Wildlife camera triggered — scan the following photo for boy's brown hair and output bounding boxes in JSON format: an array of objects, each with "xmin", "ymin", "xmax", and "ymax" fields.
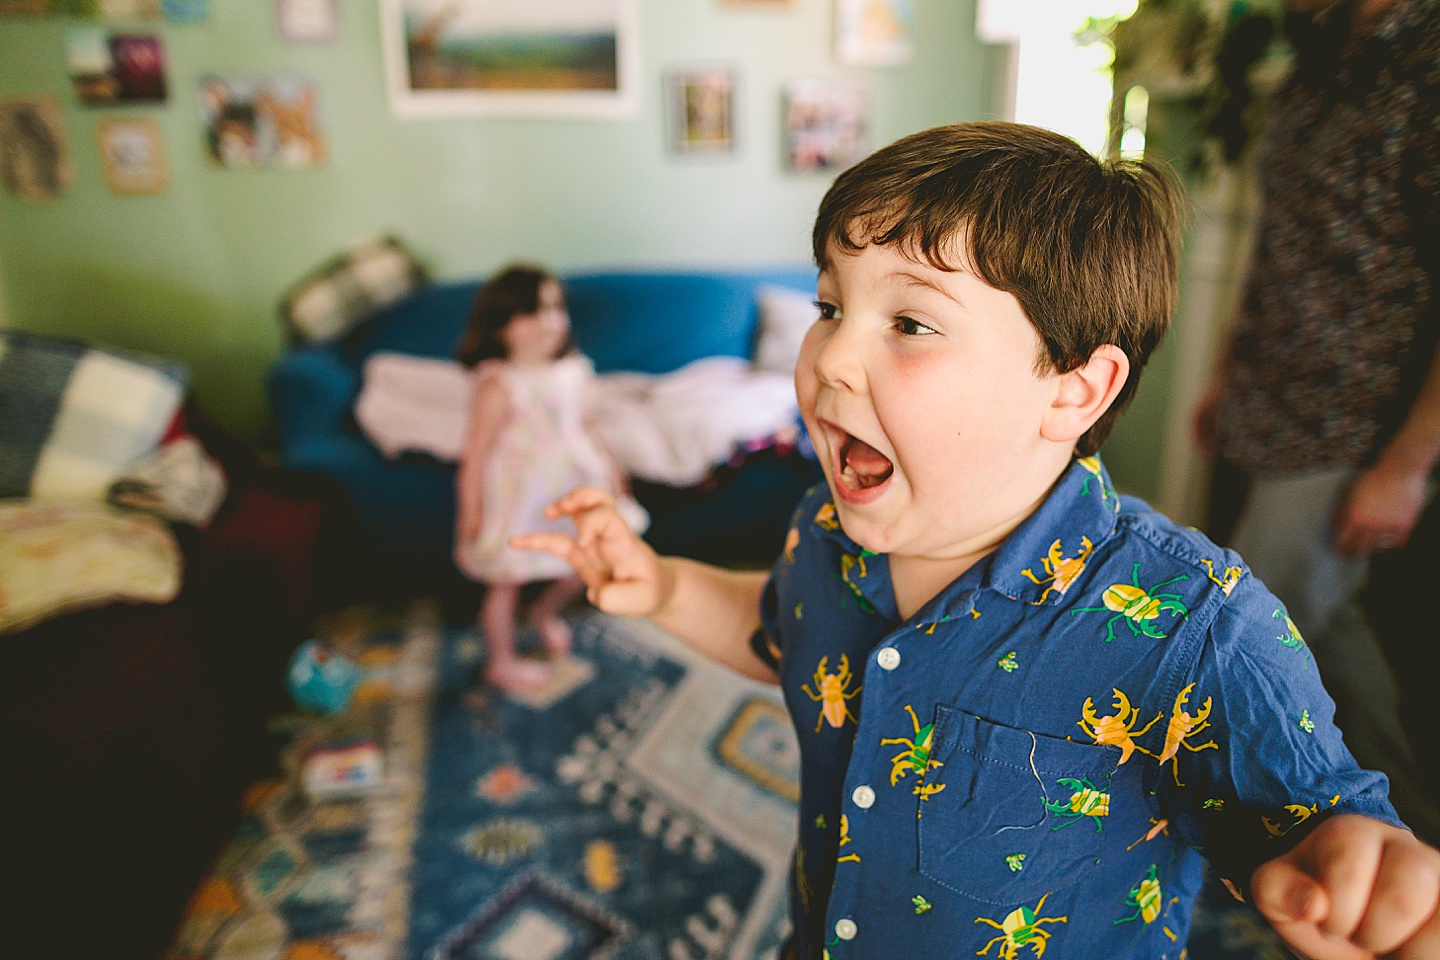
[{"xmin": 812, "ymin": 121, "xmax": 1183, "ymax": 455}]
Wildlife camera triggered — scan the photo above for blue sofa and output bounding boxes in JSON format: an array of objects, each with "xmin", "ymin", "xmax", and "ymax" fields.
[{"xmin": 268, "ymin": 269, "xmax": 823, "ymax": 590}]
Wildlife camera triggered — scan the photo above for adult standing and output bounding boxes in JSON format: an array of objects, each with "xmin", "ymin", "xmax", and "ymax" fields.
[{"xmin": 1196, "ymin": 0, "xmax": 1440, "ymax": 842}]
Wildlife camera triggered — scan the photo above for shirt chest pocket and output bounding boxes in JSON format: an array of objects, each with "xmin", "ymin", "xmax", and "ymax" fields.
[{"xmin": 917, "ymin": 704, "xmax": 1119, "ymax": 905}]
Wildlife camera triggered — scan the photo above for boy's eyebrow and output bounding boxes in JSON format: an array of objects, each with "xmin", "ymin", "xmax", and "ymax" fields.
[{"xmin": 894, "ymin": 269, "xmax": 964, "ymax": 304}]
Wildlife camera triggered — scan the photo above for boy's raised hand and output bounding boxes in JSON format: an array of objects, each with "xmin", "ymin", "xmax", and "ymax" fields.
[
  {"xmin": 510, "ymin": 487, "xmax": 671, "ymax": 618},
  {"xmin": 1251, "ymin": 815, "xmax": 1440, "ymax": 958}
]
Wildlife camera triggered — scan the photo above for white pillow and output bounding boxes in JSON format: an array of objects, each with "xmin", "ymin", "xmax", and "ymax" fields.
[{"xmin": 752, "ymin": 284, "xmax": 818, "ymax": 375}]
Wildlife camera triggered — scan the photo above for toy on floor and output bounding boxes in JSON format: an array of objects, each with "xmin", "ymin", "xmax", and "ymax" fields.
[{"xmin": 287, "ymin": 638, "xmax": 362, "ymax": 714}]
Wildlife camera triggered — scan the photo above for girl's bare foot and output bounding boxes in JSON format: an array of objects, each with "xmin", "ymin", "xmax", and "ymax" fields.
[
  {"xmin": 532, "ymin": 614, "xmax": 573, "ymax": 658},
  {"xmin": 484, "ymin": 657, "xmax": 553, "ymax": 692}
]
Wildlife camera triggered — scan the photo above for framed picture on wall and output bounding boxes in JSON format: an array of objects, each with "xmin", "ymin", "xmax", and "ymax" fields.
[
  {"xmin": 664, "ymin": 67, "xmax": 735, "ymax": 156},
  {"xmin": 380, "ymin": 0, "xmax": 640, "ymax": 118},
  {"xmin": 66, "ymin": 29, "xmax": 168, "ymax": 105},
  {"xmin": 782, "ymin": 78, "xmax": 866, "ymax": 173},
  {"xmin": 0, "ymin": 95, "xmax": 74, "ymax": 203},
  {"xmin": 277, "ymin": 0, "xmax": 338, "ymax": 43},
  {"xmin": 835, "ymin": 0, "xmax": 913, "ymax": 66},
  {"xmin": 200, "ymin": 75, "xmax": 327, "ymax": 169},
  {"xmin": 97, "ymin": 116, "xmax": 168, "ymax": 194}
]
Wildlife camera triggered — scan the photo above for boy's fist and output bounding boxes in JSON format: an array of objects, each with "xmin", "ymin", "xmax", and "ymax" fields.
[
  {"xmin": 1251, "ymin": 815, "xmax": 1440, "ymax": 958},
  {"xmin": 510, "ymin": 487, "xmax": 671, "ymax": 618}
]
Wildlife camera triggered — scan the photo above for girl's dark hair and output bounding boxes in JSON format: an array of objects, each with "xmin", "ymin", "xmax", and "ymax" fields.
[
  {"xmin": 455, "ymin": 264, "xmax": 573, "ymax": 367},
  {"xmin": 813, "ymin": 121, "xmax": 1184, "ymax": 456}
]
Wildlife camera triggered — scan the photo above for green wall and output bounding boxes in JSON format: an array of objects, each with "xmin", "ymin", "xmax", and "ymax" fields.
[{"xmin": 0, "ymin": 0, "xmax": 995, "ymax": 443}]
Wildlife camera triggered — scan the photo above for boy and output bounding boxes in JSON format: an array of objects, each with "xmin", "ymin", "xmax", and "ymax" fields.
[{"xmin": 516, "ymin": 123, "xmax": 1440, "ymax": 959}]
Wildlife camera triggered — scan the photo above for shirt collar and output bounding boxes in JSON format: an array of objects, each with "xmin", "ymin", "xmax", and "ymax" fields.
[
  {"xmin": 977, "ymin": 455, "xmax": 1121, "ymax": 604},
  {"xmin": 808, "ymin": 455, "xmax": 1122, "ymax": 615}
]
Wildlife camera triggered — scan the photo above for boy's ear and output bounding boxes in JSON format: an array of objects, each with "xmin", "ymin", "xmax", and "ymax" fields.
[{"xmin": 1041, "ymin": 344, "xmax": 1129, "ymax": 445}]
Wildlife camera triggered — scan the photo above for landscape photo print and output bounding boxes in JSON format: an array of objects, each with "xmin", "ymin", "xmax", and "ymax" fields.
[{"xmin": 381, "ymin": 0, "xmax": 639, "ymax": 118}]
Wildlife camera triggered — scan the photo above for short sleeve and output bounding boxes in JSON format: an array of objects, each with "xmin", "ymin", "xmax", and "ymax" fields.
[
  {"xmin": 1158, "ymin": 571, "xmax": 1401, "ymax": 886},
  {"xmin": 749, "ymin": 574, "xmax": 784, "ymax": 672},
  {"xmin": 748, "ymin": 488, "xmax": 821, "ymax": 672}
]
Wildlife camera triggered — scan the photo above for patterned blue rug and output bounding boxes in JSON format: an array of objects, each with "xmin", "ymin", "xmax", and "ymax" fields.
[{"xmin": 167, "ymin": 606, "xmax": 1296, "ymax": 960}]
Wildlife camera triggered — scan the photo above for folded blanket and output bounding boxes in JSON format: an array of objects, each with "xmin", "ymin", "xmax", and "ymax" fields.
[{"xmin": 353, "ymin": 353, "xmax": 799, "ymax": 487}]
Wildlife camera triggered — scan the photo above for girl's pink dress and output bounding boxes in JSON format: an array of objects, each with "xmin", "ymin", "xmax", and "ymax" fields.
[{"xmin": 465, "ymin": 354, "xmax": 647, "ymax": 584}]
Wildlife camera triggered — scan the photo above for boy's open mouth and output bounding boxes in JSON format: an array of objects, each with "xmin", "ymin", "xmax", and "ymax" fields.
[{"xmin": 839, "ymin": 433, "xmax": 894, "ymax": 490}]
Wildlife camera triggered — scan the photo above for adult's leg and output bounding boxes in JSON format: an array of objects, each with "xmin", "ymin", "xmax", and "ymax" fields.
[{"xmin": 1231, "ymin": 468, "xmax": 1439, "ymax": 840}]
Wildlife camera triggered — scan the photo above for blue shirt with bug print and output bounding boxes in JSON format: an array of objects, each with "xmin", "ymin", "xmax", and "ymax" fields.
[{"xmin": 750, "ymin": 456, "xmax": 1401, "ymax": 960}]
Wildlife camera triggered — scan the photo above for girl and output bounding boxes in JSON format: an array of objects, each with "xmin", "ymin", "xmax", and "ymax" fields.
[{"xmin": 454, "ymin": 264, "xmax": 645, "ymax": 691}]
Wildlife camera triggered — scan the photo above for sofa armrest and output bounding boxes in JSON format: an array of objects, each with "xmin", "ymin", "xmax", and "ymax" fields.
[{"xmin": 269, "ymin": 346, "xmax": 361, "ymax": 452}]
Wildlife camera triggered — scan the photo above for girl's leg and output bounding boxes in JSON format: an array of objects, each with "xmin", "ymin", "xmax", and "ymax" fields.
[
  {"xmin": 528, "ymin": 576, "xmax": 585, "ymax": 657},
  {"xmin": 481, "ymin": 583, "xmax": 550, "ymax": 689}
]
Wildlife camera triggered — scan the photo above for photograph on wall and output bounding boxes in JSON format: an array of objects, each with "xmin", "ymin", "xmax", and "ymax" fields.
[
  {"xmin": 199, "ymin": 75, "xmax": 327, "ymax": 169},
  {"xmin": 66, "ymin": 29, "xmax": 167, "ymax": 105},
  {"xmin": 782, "ymin": 78, "xmax": 866, "ymax": 172},
  {"xmin": 277, "ymin": 0, "xmax": 338, "ymax": 43},
  {"xmin": 380, "ymin": 0, "xmax": 640, "ymax": 117},
  {"xmin": 664, "ymin": 67, "xmax": 735, "ymax": 156},
  {"xmin": 0, "ymin": 0, "xmax": 52, "ymax": 14},
  {"xmin": 0, "ymin": 96, "xmax": 74, "ymax": 203},
  {"xmin": 97, "ymin": 0, "xmax": 160, "ymax": 15},
  {"xmin": 97, "ymin": 116, "xmax": 167, "ymax": 194},
  {"xmin": 162, "ymin": 0, "xmax": 208, "ymax": 22},
  {"xmin": 835, "ymin": 0, "xmax": 913, "ymax": 66}
]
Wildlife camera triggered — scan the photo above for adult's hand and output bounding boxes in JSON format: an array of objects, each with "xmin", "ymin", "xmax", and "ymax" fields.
[{"xmin": 1333, "ymin": 460, "xmax": 1428, "ymax": 555}]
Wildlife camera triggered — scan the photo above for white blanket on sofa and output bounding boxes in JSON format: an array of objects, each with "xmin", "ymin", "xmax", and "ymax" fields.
[{"xmin": 354, "ymin": 352, "xmax": 799, "ymax": 487}]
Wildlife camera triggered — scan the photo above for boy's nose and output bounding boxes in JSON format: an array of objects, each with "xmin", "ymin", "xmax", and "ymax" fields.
[{"xmin": 811, "ymin": 322, "xmax": 865, "ymax": 392}]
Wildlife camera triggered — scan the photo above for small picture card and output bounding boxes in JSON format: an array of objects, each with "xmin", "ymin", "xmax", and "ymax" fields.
[
  {"xmin": 200, "ymin": 75, "xmax": 327, "ymax": 168},
  {"xmin": 782, "ymin": 78, "xmax": 867, "ymax": 172},
  {"xmin": 277, "ymin": 0, "xmax": 338, "ymax": 43},
  {"xmin": 162, "ymin": 0, "xmax": 208, "ymax": 22},
  {"xmin": 664, "ymin": 67, "xmax": 736, "ymax": 155},
  {"xmin": 835, "ymin": 0, "xmax": 914, "ymax": 66},
  {"xmin": 67, "ymin": 29, "xmax": 167, "ymax": 105},
  {"xmin": 97, "ymin": 117, "xmax": 167, "ymax": 194},
  {"xmin": 97, "ymin": 0, "xmax": 161, "ymax": 18},
  {"xmin": 0, "ymin": 95, "xmax": 74, "ymax": 202},
  {"xmin": 0, "ymin": 0, "xmax": 53, "ymax": 15}
]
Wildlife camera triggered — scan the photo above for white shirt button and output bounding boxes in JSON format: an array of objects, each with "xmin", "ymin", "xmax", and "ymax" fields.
[
  {"xmin": 852, "ymin": 785, "xmax": 875, "ymax": 809},
  {"xmin": 835, "ymin": 919, "xmax": 858, "ymax": 941},
  {"xmin": 877, "ymin": 647, "xmax": 901, "ymax": 670}
]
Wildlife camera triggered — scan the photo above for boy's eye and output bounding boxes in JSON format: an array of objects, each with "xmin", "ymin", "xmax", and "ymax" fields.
[
  {"xmin": 894, "ymin": 316, "xmax": 937, "ymax": 336},
  {"xmin": 814, "ymin": 300, "xmax": 840, "ymax": 321}
]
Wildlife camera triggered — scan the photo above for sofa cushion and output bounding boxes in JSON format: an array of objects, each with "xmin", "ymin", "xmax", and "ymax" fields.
[
  {"xmin": 0, "ymin": 331, "xmax": 188, "ymax": 501},
  {"xmin": 281, "ymin": 235, "xmax": 428, "ymax": 344}
]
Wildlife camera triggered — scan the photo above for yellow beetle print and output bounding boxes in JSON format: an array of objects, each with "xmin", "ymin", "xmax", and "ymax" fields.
[
  {"xmin": 1156, "ymin": 683, "xmax": 1218, "ymax": 786},
  {"xmin": 814, "ymin": 501, "xmax": 840, "ymax": 531},
  {"xmin": 1070, "ymin": 562, "xmax": 1190, "ymax": 643},
  {"xmin": 880, "ymin": 704, "xmax": 947, "ymax": 800},
  {"xmin": 802, "ymin": 655, "xmax": 861, "ymax": 733},
  {"xmin": 975, "ymin": 894, "xmax": 1068, "ymax": 959},
  {"xmin": 1077, "ymin": 688, "xmax": 1161, "ymax": 764},
  {"xmin": 1115, "ymin": 865, "xmax": 1162, "ymax": 925},
  {"xmin": 1022, "ymin": 537, "xmax": 1095, "ymax": 604},
  {"xmin": 1045, "ymin": 775, "xmax": 1111, "ymax": 831}
]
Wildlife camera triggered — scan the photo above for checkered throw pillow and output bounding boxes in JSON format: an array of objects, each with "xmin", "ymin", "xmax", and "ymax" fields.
[
  {"xmin": 0, "ymin": 331, "xmax": 188, "ymax": 501},
  {"xmin": 280, "ymin": 235, "xmax": 428, "ymax": 343}
]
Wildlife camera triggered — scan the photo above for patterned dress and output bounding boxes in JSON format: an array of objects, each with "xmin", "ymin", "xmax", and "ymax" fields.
[
  {"xmin": 464, "ymin": 354, "xmax": 646, "ymax": 584},
  {"xmin": 1216, "ymin": 0, "xmax": 1440, "ymax": 473}
]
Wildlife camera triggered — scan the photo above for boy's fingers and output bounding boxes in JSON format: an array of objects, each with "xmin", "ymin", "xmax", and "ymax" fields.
[
  {"xmin": 546, "ymin": 486, "xmax": 615, "ymax": 519},
  {"xmin": 1311, "ymin": 819, "xmax": 1387, "ymax": 942},
  {"xmin": 1252, "ymin": 857, "xmax": 1329, "ymax": 926},
  {"xmin": 1351, "ymin": 835, "xmax": 1440, "ymax": 956},
  {"xmin": 1393, "ymin": 905, "xmax": 1440, "ymax": 960},
  {"xmin": 509, "ymin": 532, "xmax": 610, "ymax": 587}
]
